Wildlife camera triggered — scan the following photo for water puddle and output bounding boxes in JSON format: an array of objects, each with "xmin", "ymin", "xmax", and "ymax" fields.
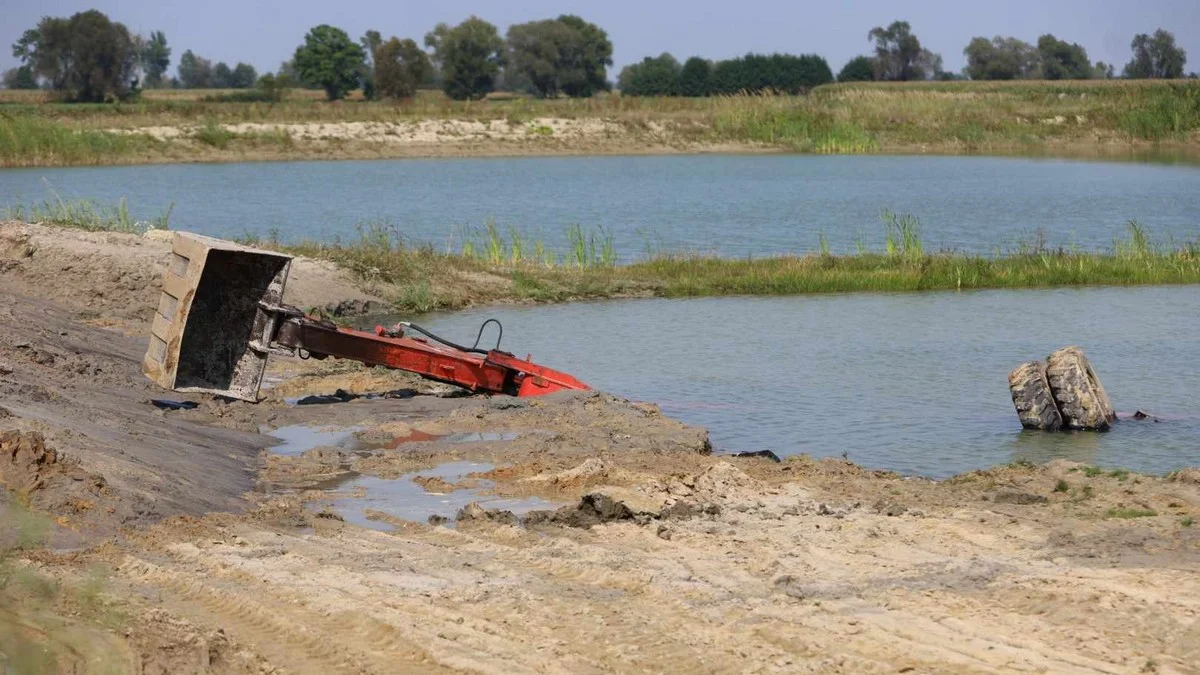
[
  {"xmin": 263, "ymin": 424, "xmax": 365, "ymax": 456},
  {"xmin": 328, "ymin": 461, "xmax": 558, "ymax": 531}
]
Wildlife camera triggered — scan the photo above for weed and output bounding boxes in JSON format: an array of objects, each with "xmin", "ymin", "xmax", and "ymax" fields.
[
  {"xmin": 1054, "ymin": 479, "xmax": 1069, "ymax": 493},
  {"xmin": 1109, "ymin": 468, "xmax": 1130, "ymax": 482},
  {"xmin": 1105, "ymin": 507, "xmax": 1157, "ymax": 519},
  {"xmin": 8, "ymin": 186, "xmax": 172, "ymax": 234},
  {"xmin": 1083, "ymin": 466, "xmax": 1104, "ymax": 477},
  {"xmin": 194, "ymin": 118, "xmax": 233, "ymax": 148},
  {"xmin": 1182, "ymin": 516, "xmax": 1194, "ymax": 527}
]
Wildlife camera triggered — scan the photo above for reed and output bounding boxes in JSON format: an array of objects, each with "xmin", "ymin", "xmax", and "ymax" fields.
[
  {"xmin": 6, "ymin": 190, "xmax": 172, "ymax": 234},
  {"xmin": 261, "ymin": 215, "xmax": 1200, "ymax": 314}
]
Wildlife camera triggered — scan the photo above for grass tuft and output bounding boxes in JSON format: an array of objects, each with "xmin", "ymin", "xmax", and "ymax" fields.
[
  {"xmin": 1105, "ymin": 507, "xmax": 1157, "ymax": 519},
  {"xmin": 6, "ymin": 187, "xmax": 172, "ymax": 234}
]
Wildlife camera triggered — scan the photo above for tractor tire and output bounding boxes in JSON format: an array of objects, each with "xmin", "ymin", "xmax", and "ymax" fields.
[
  {"xmin": 1008, "ymin": 361, "xmax": 1063, "ymax": 431},
  {"xmin": 1046, "ymin": 346, "xmax": 1116, "ymax": 430}
]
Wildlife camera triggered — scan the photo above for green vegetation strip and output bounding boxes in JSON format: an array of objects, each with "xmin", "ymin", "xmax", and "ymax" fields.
[
  {"xmin": 9, "ymin": 201, "xmax": 1199, "ymax": 314},
  {"xmin": 3, "ymin": 80, "xmax": 1198, "ymax": 167},
  {"xmin": 266, "ymin": 218, "xmax": 1200, "ymax": 314}
]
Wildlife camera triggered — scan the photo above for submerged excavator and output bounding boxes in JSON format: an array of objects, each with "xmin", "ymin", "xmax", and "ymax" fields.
[{"xmin": 141, "ymin": 232, "xmax": 589, "ymax": 401}]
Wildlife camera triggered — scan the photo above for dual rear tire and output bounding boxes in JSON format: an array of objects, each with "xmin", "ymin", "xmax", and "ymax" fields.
[{"xmin": 1008, "ymin": 346, "xmax": 1115, "ymax": 431}]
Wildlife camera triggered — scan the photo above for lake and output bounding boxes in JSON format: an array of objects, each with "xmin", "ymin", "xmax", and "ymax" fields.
[
  {"xmin": 5, "ymin": 153, "xmax": 1198, "ymax": 477},
  {"xmin": 3, "ymin": 154, "xmax": 1199, "ymax": 260},
  {"xmin": 416, "ymin": 286, "xmax": 1200, "ymax": 478}
]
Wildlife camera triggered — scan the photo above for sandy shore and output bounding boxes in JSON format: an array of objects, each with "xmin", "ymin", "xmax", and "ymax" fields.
[
  {"xmin": 103, "ymin": 116, "xmax": 763, "ymax": 162},
  {"xmin": 2, "ymin": 221, "xmax": 1199, "ymax": 674}
]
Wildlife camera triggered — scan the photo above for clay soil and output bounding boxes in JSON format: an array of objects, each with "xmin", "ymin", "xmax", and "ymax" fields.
[{"xmin": 2, "ymin": 221, "xmax": 1199, "ymax": 674}]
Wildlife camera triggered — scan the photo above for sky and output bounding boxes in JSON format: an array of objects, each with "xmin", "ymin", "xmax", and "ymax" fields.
[{"xmin": 4, "ymin": 0, "xmax": 1199, "ymax": 79}]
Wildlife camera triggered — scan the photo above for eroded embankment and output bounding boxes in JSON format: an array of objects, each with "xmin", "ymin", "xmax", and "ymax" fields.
[{"xmin": 2, "ymin": 221, "xmax": 1200, "ymax": 674}]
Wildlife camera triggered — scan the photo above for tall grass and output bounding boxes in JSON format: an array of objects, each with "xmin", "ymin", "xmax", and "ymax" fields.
[
  {"xmin": 0, "ymin": 115, "xmax": 159, "ymax": 166},
  {"xmin": 6, "ymin": 187, "xmax": 173, "ymax": 234},
  {"xmin": 247, "ymin": 214, "xmax": 1200, "ymax": 314}
]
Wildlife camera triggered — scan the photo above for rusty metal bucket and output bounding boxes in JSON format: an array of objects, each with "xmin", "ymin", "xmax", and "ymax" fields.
[{"xmin": 142, "ymin": 232, "xmax": 293, "ymax": 401}]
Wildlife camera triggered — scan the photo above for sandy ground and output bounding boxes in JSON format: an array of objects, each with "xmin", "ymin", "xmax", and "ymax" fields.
[
  {"xmin": 2, "ymin": 223, "xmax": 1200, "ymax": 674},
  {"xmin": 105, "ymin": 117, "xmax": 760, "ymax": 161}
]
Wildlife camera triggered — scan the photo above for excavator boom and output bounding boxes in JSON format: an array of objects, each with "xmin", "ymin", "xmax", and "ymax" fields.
[{"xmin": 142, "ymin": 232, "xmax": 589, "ymax": 401}]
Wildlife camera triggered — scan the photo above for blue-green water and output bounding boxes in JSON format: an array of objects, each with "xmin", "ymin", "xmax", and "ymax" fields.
[
  {"xmin": 6, "ymin": 154, "xmax": 1198, "ymax": 477},
  {"xmin": 417, "ymin": 286, "xmax": 1200, "ymax": 478},
  {"xmin": 3, "ymin": 155, "xmax": 1199, "ymax": 260}
]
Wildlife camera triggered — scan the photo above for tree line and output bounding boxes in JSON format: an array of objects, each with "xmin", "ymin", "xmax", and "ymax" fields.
[{"xmin": 4, "ymin": 10, "xmax": 1193, "ymax": 102}]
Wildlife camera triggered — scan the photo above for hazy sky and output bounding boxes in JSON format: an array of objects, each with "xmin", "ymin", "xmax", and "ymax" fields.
[{"xmin": 4, "ymin": 0, "xmax": 1198, "ymax": 78}]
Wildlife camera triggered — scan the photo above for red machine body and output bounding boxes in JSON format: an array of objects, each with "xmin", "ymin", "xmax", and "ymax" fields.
[{"xmin": 274, "ymin": 318, "xmax": 589, "ymax": 397}]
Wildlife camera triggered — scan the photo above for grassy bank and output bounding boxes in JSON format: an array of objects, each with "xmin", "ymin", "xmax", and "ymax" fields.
[
  {"xmin": 9, "ymin": 199, "xmax": 1199, "ymax": 313},
  {"xmin": 2, "ymin": 80, "xmax": 1198, "ymax": 166},
  {"xmin": 269, "ymin": 218, "xmax": 1200, "ymax": 314}
]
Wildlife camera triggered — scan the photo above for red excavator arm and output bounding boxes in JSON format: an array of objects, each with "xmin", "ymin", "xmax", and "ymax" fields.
[
  {"xmin": 141, "ymin": 232, "xmax": 589, "ymax": 401},
  {"xmin": 273, "ymin": 315, "xmax": 589, "ymax": 397}
]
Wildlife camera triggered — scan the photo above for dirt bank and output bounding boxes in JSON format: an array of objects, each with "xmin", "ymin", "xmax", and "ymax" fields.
[
  {"xmin": 104, "ymin": 117, "xmax": 755, "ymax": 164},
  {"xmin": 2, "ymin": 224, "xmax": 1199, "ymax": 674}
]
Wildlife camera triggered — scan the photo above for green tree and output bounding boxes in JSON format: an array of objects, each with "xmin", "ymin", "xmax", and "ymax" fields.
[
  {"xmin": 618, "ymin": 53, "xmax": 681, "ymax": 96},
  {"xmin": 359, "ymin": 30, "xmax": 383, "ymax": 99},
  {"xmin": 2, "ymin": 65, "xmax": 37, "ymax": 89},
  {"xmin": 555, "ymin": 15, "xmax": 612, "ymax": 97},
  {"xmin": 678, "ymin": 57, "xmax": 712, "ymax": 96},
  {"xmin": 140, "ymin": 30, "xmax": 170, "ymax": 87},
  {"xmin": 177, "ymin": 50, "xmax": 213, "ymax": 88},
  {"xmin": 425, "ymin": 17, "xmax": 504, "ymax": 100},
  {"xmin": 256, "ymin": 72, "xmax": 292, "ymax": 101},
  {"xmin": 1123, "ymin": 29, "xmax": 1187, "ymax": 79},
  {"xmin": 1093, "ymin": 61, "xmax": 1115, "ymax": 79},
  {"xmin": 868, "ymin": 20, "xmax": 941, "ymax": 81},
  {"xmin": 294, "ymin": 24, "xmax": 365, "ymax": 100},
  {"xmin": 1037, "ymin": 34, "xmax": 1092, "ymax": 79},
  {"xmin": 373, "ymin": 37, "xmax": 430, "ymax": 100},
  {"xmin": 11, "ymin": 10, "xmax": 138, "ymax": 101},
  {"xmin": 708, "ymin": 53, "xmax": 833, "ymax": 94},
  {"xmin": 230, "ymin": 62, "xmax": 257, "ymax": 88},
  {"xmin": 506, "ymin": 19, "xmax": 575, "ymax": 97},
  {"xmin": 505, "ymin": 16, "xmax": 611, "ymax": 98},
  {"xmin": 837, "ymin": 55, "xmax": 875, "ymax": 82},
  {"xmin": 213, "ymin": 62, "xmax": 233, "ymax": 88},
  {"xmin": 963, "ymin": 36, "xmax": 1039, "ymax": 80}
]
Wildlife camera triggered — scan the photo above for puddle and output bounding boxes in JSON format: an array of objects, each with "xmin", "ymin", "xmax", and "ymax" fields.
[
  {"xmin": 326, "ymin": 461, "xmax": 558, "ymax": 530},
  {"xmin": 263, "ymin": 424, "xmax": 365, "ymax": 456}
]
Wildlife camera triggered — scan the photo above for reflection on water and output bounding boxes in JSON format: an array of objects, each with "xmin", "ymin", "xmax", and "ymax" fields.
[{"xmin": 419, "ymin": 286, "xmax": 1200, "ymax": 478}]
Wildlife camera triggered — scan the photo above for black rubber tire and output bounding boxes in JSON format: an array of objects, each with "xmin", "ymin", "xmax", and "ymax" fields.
[
  {"xmin": 1008, "ymin": 361, "xmax": 1063, "ymax": 430},
  {"xmin": 1046, "ymin": 346, "xmax": 1116, "ymax": 430}
]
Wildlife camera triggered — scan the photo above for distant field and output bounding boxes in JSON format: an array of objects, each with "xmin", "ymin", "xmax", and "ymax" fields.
[{"xmin": 2, "ymin": 80, "xmax": 1197, "ymax": 166}]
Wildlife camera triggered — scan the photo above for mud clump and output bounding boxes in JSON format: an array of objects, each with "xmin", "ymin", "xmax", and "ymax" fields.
[
  {"xmin": 525, "ymin": 462, "xmax": 759, "ymax": 529},
  {"xmin": 0, "ymin": 430, "xmax": 142, "ymax": 530},
  {"xmin": 413, "ymin": 475, "xmax": 456, "ymax": 493},
  {"xmin": 455, "ymin": 502, "xmax": 519, "ymax": 526}
]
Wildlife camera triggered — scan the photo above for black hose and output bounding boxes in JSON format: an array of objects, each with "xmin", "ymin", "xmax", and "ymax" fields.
[
  {"xmin": 471, "ymin": 319, "xmax": 503, "ymax": 351},
  {"xmin": 403, "ymin": 322, "xmax": 491, "ymax": 355}
]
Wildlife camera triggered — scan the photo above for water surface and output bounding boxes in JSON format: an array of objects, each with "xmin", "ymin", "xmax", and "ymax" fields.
[
  {"xmin": 4, "ymin": 155, "xmax": 1198, "ymax": 259},
  {"xmin": 416, "ymin": 285, "xmax": 1200, "ymax": 478}
]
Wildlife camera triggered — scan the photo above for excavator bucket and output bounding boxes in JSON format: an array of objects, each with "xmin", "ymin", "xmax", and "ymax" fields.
[{"xmin": 142, "ymin": 232, "xmax": 293, "ymax": 402}]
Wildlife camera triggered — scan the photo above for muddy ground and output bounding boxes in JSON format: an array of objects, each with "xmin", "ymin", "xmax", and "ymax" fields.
[{"xmin": 2, "ymin": 221, "xmax": 1200, "ymax": 674}]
